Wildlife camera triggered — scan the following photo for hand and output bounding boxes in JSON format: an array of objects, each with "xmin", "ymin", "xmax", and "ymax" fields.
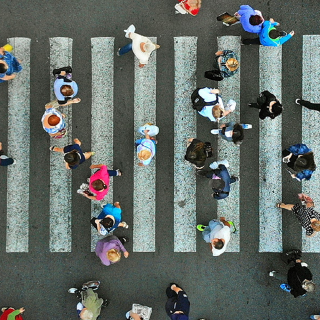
[
  {"xmin": 290, "ymin": 30, "xmax": 295, "ymax": 36},
  {"xmin": 220, "ymin": 217, "xmax": 226, "ymax": 221},
  {"xmin": 211, "ymin": 89, "xmax": 220, "ymax": 94},
  {"xmin": 234, "ymin": 12, "xmax": 240, "ymax": 17},
  {"xmin": 124, "ymin": 251, "xmax": 129, "ymax": 258},
  {"xmin": 72, "ymin": 98, "xmax": 81, "ymax": 103},
  {"xmin": 89, "ymin": 165, "xmax": 96, "ymax": 169},
  {"xmin": 291, "ymin": 173, "xmax": 296, "ymax": 178},
  {"xmin": 139, "ymin": 63, "xmax": 145, "ymax": 68},
  {"xmin": 270, "ymin": 18, "xmax": 275, "ymax": 23},
  {"xmin": 282, "ymin": 156, "xmax": 290, "ymax": 163},
  {"xmin": 138, "ymin": 163, "xmax": 144, "ymax": 167},
  {"xmin": 143, "ymin": 129, "xmax": 150, "ymax": 134},
  {"xmin": 74, "ymin": 138, "xmax": 81, "ymax": 145},
  {"xmin": 215, "ymin": 50, "xmax": 223, "ymax": 56},
  {"xmin": 114, "ymin": 201, "xmax": 120, "ymax": 208},
  {"xmin": 220, "ymin": 124, "xmax": 226, "ymax": 129},
  {"xmin": 19, "ymin": 308, "xmax": 25, "ymax": 313}
]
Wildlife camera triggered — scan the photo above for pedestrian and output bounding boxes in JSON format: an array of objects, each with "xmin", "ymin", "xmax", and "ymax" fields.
[
  {"xmin": 234, "ymin": 5, "xmax": 264, "ymax": 33},
  {"xmin": 136, "ymin": 124, "xmax": 159, "ymax": 167},
  {"xmin": 165, "ymin": 283, "xmax": 190, "ymax": 320},
  {"xmin": 49, "ymin": 138, "xmax": 94, "ymax": 169},
  {"xmin": 184, "ymin": 138, "xmax": 213, "ymax": 170},
  {"xmin": 0, "ymin": 142, "xmax": 15, "ymax": 167},
  {"xmin": 125, "ymin": 304, "xmax": 152, "ymax": 320},
  {"xmin": 77, "ymin": 164, "xmax": 122, "ymax": 201},
  {"xmin": 282, "ymin": 144, "xmax": 316, "ymax": 181},
  {"xmin": 199, "ymin": 160, "xmax": 238, "ymax": 200},
  {"xmin": 277, "ymin": 194, "xmax": 320, "ymax": 238},
  {"xmin": 174, "ymin": 0, "xmax": 201, "ymax": 16},
  {"xmin": 311, "ymin": 314, "xmax": 320, "ymax": 319},
  {"xmin": 269, "ymin": 250, "xmax": 315, "ymax": 298},
  {"xmin": 117, "ymin": 25, "xmax": 160, "ymax": 68},
  {"xmin": 53, "ymin": 66, "xmax": 81, "ymax": 106},
  {"xmin": 91, "ymin": 201, "xmax": 128, "ymax": 236},
  {"xmin": 197, "ymin": 217, "xmax": 231, "ymax": 256},
  {"xmin": 248, "ymin": 90, "xmax": 283, "ymax": 120},
  {"xmin": 41, "ymin": 100, "xmax": 67, "ymax": 139},
  {"xmin": 0, "ymin": 307, "xmax": 24, "ymax": 320},
  {"xmin": 0, "ymin": 45, "xmax": 22, "ymax": 83},
  {"xmin": 68, "ymin": 280, "xmax": 108, "ymax": 320},
  {"xmin": 242, "ymin": 18, "xmax": 294, "ymax": 46},
  {"xmin": 204, "ymin": 50, "xmax": 239, "ymax": 82},
  {"xmin": 211, "ymin": 122, "xmax": 252, "ymax": 146},
  {"xmin": 95, "ymin": 235, "xmax": 129, "ymax": 266},
  {"xmin": 295, "ymin": 98, "xmax": 320, "ymax": 112}
]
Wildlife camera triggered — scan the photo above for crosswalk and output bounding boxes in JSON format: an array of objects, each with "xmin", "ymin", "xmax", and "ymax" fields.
[{"xmin": 3, "ymin": 36, "xmax": 320, "ymax": 253}]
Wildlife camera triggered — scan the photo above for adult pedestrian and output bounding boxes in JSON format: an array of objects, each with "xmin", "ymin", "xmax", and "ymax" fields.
[
  {"xmin": 248, "ymin": 90, "xmax": 283, "ymax": 120},
  {"xmin": 125, "ymin": 304, "xmax": 152, "ymax": 320},
  {"xmin": 174, "ymin": 0, "xmax": 201, "ymax": 16},
  {"xmin": 95, "ymin": 235, "xmax": 129, "ymax": 266},
  {"xmin": 53, "ymin": 66, "xmax": 81, "ymax": 106},
  {"xmin": 0, "ymin": 45, "xmax": 22, "ymax": 83},
  {"xmin": 41, "ymin": 100, "xmax": 67, "ymax": 139},
  {"xmin": 295, "ymin": 98, "xmax": 320, "ymax": 112},
  {"xmin": 117, "ymin": 25, "xmax": 160, "ymax": 68},
  {"xmin": 0, "ymin": 307, "xmax": 24, "ymax": 320},
  {"xmin": 211, "ymin": 122, "xmax": 252, "ymax": 146},
  {"xmin": 136, "ymin": 124, "xmax": 159, "ymax": 167},
  {"xmin": 204, "ymin": 50, "xmax": 239, "ymax": 81},
  {"xmin": 234, "ymin": 5, "xmax": 264, "ymax": 33},
  {"xmin": 91, "ymin": 201, "xmax": 128, "ymax": 236},
  {"xmin": 0, "ymin": 142, "xmax": 15, "ymax": 167},
  {"xmin": 197, "ymin": 217, "xmax": 231, "ymax": 256},
  {"xmin": 49, "ymin": 138, "xmax": 94, "ymax": 170},
  {"xmin": 269, "ymin": 250, "xmax": 315, "ymax": 298},
  {"xmin": 242, "ymin": 18, "xmax": 294, "ymax": 46},
  {"xmin": 282, "ymin": 144, "xmax": 316, "ymax": 181},
  {"xmin": 184, "ymin": 138, "xmax": 213, "ymax": 170},
  {"xmin": 165, "ymin": 283, "xmax": 190, "ymax": 320}
]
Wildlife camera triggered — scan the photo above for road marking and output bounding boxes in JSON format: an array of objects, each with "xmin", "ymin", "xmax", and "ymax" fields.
[
  {"xmin": 302, "ymin": 35, "xmax": 320, "ymax": 252},
  {"xmin": 90, "ymin": 37, "xmax": 115, "ymax": 251},
  {"xmin": 174, "ymin": 37, "xmax": 197, "ymax": 252},
  {"xmin": 133, "ymin": 37, "xmax": 157, "ymax": 252},
  {"xmin": 6, "ymin": 37, "xmax": 31, "ymax": 252},
  {"xmin": 49, "ymin": 37, "xmax": 73, "ymax": 252},
  {"xmin": 217, "ymin": 36, "xmax": 241, "ymax": 252},
  {"xmin": 259, "ymin": 46, "xmax": 282, "ymax": 252}
]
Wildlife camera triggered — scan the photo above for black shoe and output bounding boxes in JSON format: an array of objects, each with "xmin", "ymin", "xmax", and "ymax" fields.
[
  {"xmin": 101, "ymin": 299, "xmax": 109, "ymax": 307},
  {"xmin": 120, "ymin": 236, "xmax": 129, "ymax": 243},
  {"xmin": 286, "ymin": 249, "xmax": 301, "ymax": 257},
  {"xmin": 52, "ymin": 68, "xmax": 61, "ymax": 76},
  {"xmin": 231, "ymin": 175, "xmax": 239, "ymax": 182}
]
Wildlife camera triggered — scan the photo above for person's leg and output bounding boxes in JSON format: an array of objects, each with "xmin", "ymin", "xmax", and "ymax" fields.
[
  {"xmin": 118, "ymin": 42, "xmax": 133, "ymax": 56},
  {"xmin": 242, "ymin": 38, "xmax": 261, "ymax": 45},
  {"xmin": 270, "ymin": 271, "xmax": 287, "ymax": 282},
  {"xmin": 0, "ymin": 156, "xmax": 14, "ymax": 166},
  {"xmin": 296, "ymin": 99, "xmax": 320, "ymax": 112},
  {"xmin": 108, "ymin": 169, "xmax": 122, "ymax": 176}
]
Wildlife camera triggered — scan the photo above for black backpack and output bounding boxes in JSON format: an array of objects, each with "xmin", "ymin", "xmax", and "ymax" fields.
[{"xmin": 191, "ymin": 88, "xmax": 219, "ymax": 111}]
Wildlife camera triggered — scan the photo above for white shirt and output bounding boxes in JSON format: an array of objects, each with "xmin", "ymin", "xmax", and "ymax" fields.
[
  {"xmin": 198, "ymin": 95, "xmax": 224, "ymax": 122},
  {"xmin": 130, "ymin": 32, "xmax": 154, "ymax": 65},
  {"xmin": 211, "ymin": 225, "xmax": 231, "ymax": 256}
]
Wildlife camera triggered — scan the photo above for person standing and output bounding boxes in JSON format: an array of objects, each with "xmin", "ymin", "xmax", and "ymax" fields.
[
  {"xmin": 197, "ymin": 217, "xmax": 231, "ymax": 256},
  {"xmin": 0, "ymin": 142, "xmax": 15, "ymax": 167},
  {"xmin": 0, "ymin": 45, "xmax": 22, "ymax": 83},
  {"xmin": 234, "ymin": 5, "xmax": 264, "ymax": 33},
  {"xmin": 165, "ymin": 283, "xmax": 190, "ymax": 320},
  {"xmin": 117, "ymin": 25, "xmax": 160, "ymax": 68}
]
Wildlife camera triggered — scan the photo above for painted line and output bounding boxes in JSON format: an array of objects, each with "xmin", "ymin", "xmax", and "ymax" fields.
[
  {"xmin": 217, "ymin": 36, "xmax": 241, "ymax": 252},
  {"xmin": 174, "ymin": 36, "xmax": 197, "ymax": 252},
  {"xmin": 133, "ymin": 37, "xmax": 157, "ymax": 252},
  {"xmin": 90, "ymin": 37, "xmax": 115, "ymax": 252},
  {"xmin": 302, "ymin": 35, "xmax": 320, "ymax": 252},
  {"xmin": 6, "ymin": 38, "xmax": 31, "ymax": 252},
  {"xmin": 259, "ymin": 46, "xmax": 282, "ymax": 252},
  {"xmin": 49, "ymin": 37, "xmax": 73, "ymax": 252}
]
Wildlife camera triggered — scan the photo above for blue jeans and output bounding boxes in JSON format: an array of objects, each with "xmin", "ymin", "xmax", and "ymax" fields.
[
  {"xmin": 118, "ymin": 42, "xmax": 132, "ymax": 56},
  {"xmin": 108, "ymin": 169, "xmax": 117, "ymax": 177}
]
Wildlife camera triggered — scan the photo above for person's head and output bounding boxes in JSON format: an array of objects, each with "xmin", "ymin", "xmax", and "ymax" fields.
[
  {"xmin": 107, "ymin": 248, "xmax": 121, "ymax": 263},
  {"xmin": 302, "ymin": 279, "xmax": 315, "ymax": 292},
  {"xmin": 293, "ymin": 152, "xmax": 316, "ymax": 172},
  {"xmin": 311, "ymin": 220, "xmax": 320, "ymax": 232},
  {"xmin": 212, "ymin": 105, "xmax": 224, "ymax": 119},
  {"xmin": 269, "ymin": 29, "xmax": 282, "ymax": 39},
  {"xmin": 64, "ymin": 150, "xmax": 80, "ymax": 166},
  {"xmin": 60, "ymin": 84, "xmax": 74, "ymax": 97},
  {"xmin": 270, "ymin": 102, "xmax": 283, "ymax": 116},
  {"xmin": 100, "ymin": 217, "xmax": 114, "ymax": 229},
  {"xmin": 249, "ymin": 14, "xmax": 263, "ymax": 26},
  {"xmin": 0, "ymin": 60, "xmax": 8, "ymax": 74},
  {"xmin": 212, "ymin": 238, "xmax": 224, "ymax": 250},
  {"xmin": 91, "ymin": 179, "xmax": 107, "ymax": 191},
  {"xmin": 185, "ymin": 141, "xmax": 206, "ymax": 163},
  {"xmin": 138, "ymin": 149, "xmax": 152, "ymax": 161},
  {"xmin": 80, "ymin": 309, "xmax": 94, "ymax": 320},
  {"xmin": 209, "ymin": 178, "xmax": 225, "ymax": 191},
  {"xmin": 48, "ymin": 114, "xmax": 61, "ymax": 126},
  {"xmin": 142, "ymin": 43, "xmax": 160, "ymax": 53},
  {"xmin": 232, "ymin": 123, "xmax": 244, "ymax": 146},
  {"xmin": 226, "ymin": 58, "xmax": 239, "ymax": 72}
]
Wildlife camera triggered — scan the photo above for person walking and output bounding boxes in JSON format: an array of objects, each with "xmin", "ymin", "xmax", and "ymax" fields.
[
  {"xmin": 0, "ymin": 45, "xmax": 22, "ymax": 83},
  {"xmin": 197, "ymin": 217, "xmax": 231, "ymax": 256},
  {"xmin": 49, "ymin": 138, "xmax": 94, "ymax": 170},
  {"xmin": 117, "ymin": 25, "xmax": 160, "ymax": 68},
  {"xmin": 184, "ymin": 138, "xmax": 213, "ymax": 170},
  {"xmin": 295, "ymin": 98, "xmax": 320, "ymax": 112},
  {"xmin": 175, "ymin": 0, "xmax": 201, "ymax": 16},
  {"xmin": 0, "ymin": 307, "xmax": 25, "ymax": 320},
  {"xmin": 95, "ymin": 235, "xmax": 129, "ymax": 266},
  {"xmin": 165, "ymin": 283, "xmax": 190, "ymax": 320},
  {"xmin": 0, "ymin": 142, "xmax": 15, "ymax": 167},
  {"xmin": 234, "ymin": 5, "xmax": 264, "ymax": 34},
  {"xmin": 248, "ymin": 90, "xmax": 283, "ymax": 120}
]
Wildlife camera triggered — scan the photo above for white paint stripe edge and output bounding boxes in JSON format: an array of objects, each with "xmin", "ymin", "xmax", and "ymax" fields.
[
  {"xmin": 174, "ymin": 37, "xmax": 197, "ymax": 252},
  {"xmin": 259, "ymin": 46, "xmax": 282, "ymax": 252},
  {"xmin": 6, "ymin": 38, "xmax": 31, "ymax": 252}
]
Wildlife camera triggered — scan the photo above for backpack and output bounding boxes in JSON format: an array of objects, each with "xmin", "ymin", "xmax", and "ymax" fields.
[{"xmin": 191, "ymin": 88, "xmax": 219, "ymax": 111}]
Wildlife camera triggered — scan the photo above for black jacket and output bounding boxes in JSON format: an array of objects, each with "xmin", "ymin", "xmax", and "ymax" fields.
[
  {"xmin": 287, "ymin": 262, "xmax": 312, "ymax": 298},
  {"xmin": 256, "ymin": 90, "xmax": 280, "ymax": 120}
]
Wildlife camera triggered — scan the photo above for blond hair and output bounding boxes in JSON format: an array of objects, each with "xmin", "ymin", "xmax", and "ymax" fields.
[
  {"xmin": 107, "ymin": 249, "xmax": 121, "ymax": 262},
  {"xmin": 212, "ymin": 105, "xmax": 224, "ymax": 119},
  {"xmin": 226, "ymin": 58, "xmax": 239, "ymax": 71},
  {"xmin": 138, "ymin": 149, "xmax": 151, "ymax": 161}
]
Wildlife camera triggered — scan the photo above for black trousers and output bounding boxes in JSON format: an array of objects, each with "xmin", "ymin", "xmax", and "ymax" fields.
[{"xmin": 299, "ymin": 99, "xmax": 320, "ymax": 111}]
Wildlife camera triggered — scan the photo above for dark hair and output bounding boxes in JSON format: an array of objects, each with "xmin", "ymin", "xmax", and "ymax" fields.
[
  {"xmin": 60, "ymin": 85, "xmax": 74, "ymax": 96},
  {"xmin": 64, "ymin": 150, "xmax": 80, "ymax": 166},
  {"xmin": 271, "ymin": 102, "xmax": 283, "ymax": 116},
  {"xmin": 0, "ymin": 62, "xmax": 8, "ymax": 74},
  {"xmin": 249, "ymin": 15, "xmax": 263, "ymax": 26},
  {"xmin": 100, "ymin": 217, "xmax": 114, "ymax": 229},
  {"xmin": 269, "ymin": 29, "xmax": 281, "ymax": 39},
  {"xmin": 185, "ymin": 141, "xmax": 206, "ymax": 166},
  {"xmin": 92, "ymin": 179, "xmax": 107, "ymax": 191},
  {"xmin": 232, "ymin": 123, "xmax": 244, "ymax": 145},
  {"xmin": 48, "ymin": 114, "xmax": 60, "ymax": 126},
  {"xmin": 211, "ymin": 179, "xmax": 225, "ymax": 190},
  {"xmin": 214, "ymin": 239, "xmax": 224, "ymax": 250},
  {"xmin": 294, "ymin": 152, "xmax": 316, "ymax": 172}
]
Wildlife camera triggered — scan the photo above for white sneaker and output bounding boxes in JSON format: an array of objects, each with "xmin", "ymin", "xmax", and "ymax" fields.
[
  {"xmin": 68, "ymin": 288, "xmax": 78, "ymax": 293},
  {"xmin": 217, "ymin": 159, "xmax": 229, "ymax": 168},
  {"xmin": 269, "ymin": 271, "xmax": 277, "ymax": 277},
  {"xmin": 12, "ymin": 159, "xmax": 16, "ymax": 164},
  {"xmin": 122, "ymin": 221, "xmax": 129, "ymax": 229},
  {"xmin": 242, "ymin": 124, "xmax": 252, "ymax": 129},
  {"xmin": 210, "ymin": 129, "xmax": 220, "ymax": 135},
  {"xmin": 226, "ymin": 99, "xmax": 236, "ymax": 112},
  {"xmin": 124, "ymin": 24, "xmax": 135, "ymax": 38},
  {"xmin": 77, "ymin": 189, "xmax": 84, "ymax": 194},
  {"xmin": 301, "ymin": 262, "xmax": 308, "ymax": 267}
]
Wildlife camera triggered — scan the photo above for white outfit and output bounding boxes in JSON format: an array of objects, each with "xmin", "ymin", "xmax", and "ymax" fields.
[
  {"xmin": 211, "ymin": 225, "xmax": 231, "ymax": 256},
  {"xmin": 130, "ymin": 33, "xmax": 155, "ymax": 65},
  {"xmin": 138, "ymin": 124, "xmax": 159, "ymax": 136}
]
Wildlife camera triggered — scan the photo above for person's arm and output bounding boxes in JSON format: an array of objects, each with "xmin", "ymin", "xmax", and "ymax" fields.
[
  {"xmin": 8, "ymin": 308, "xmax": 25, "ymax": 320},
  {"xmin": 129, "ymin": 311, "xmax": 142, "ymax": 320},
  {"xmin": 90, "ymin": 164, "xmax": 104, "ymax": 169},
  {"xmin": 74, "ymin": 138, "xmax": 81, "ymax": 146},
  {"xmin": 288, "ymin": 144, "xmax": 311, "ymax": 155},
  {"xmin": 59, "ymin": 97, "xmax": 81, "ymax": 106},
  {"xmin": 95, "ymin": 219, "xmax": 102, "ymax": 234},
  {"xmin": 83, "ymin": 193, "xmax": 98, "ymax": 200},
  {"xmin": 143, "ymin": 129, "xmax": 151, "ymax": 140},
  {"xmin": 220, "ymin": 217, "xmax": 231, "ymax": 227},
  {"xmin": 215, "ymin": 50, "xmax": 224, "ymax": 56},
  {"xmin": 117, "ymin": 239, "xmax": 129, "ymax": 258},
  {"xmin": 279, "ymin": 31, "xmax": 294, "ymax": 45},
  {"xmin": 1, "ymin": 74, "xmax": 16, "ymax": 81}
]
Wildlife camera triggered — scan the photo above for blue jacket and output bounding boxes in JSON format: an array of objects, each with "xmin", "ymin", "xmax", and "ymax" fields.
[
  {"xmin": 219, "ymin": 122, "xmax": 234, "ymax": 142},
  {"xmin": 259, "ymin": 20, "xmax": 292, "ymax": 47},
  {"xmin": 238, "ymin": 5, "xmax": 263, "ymax": 34},
  {"xmin": 211, "ymin": 165, "xmax": 232, "ymax": 200}
]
